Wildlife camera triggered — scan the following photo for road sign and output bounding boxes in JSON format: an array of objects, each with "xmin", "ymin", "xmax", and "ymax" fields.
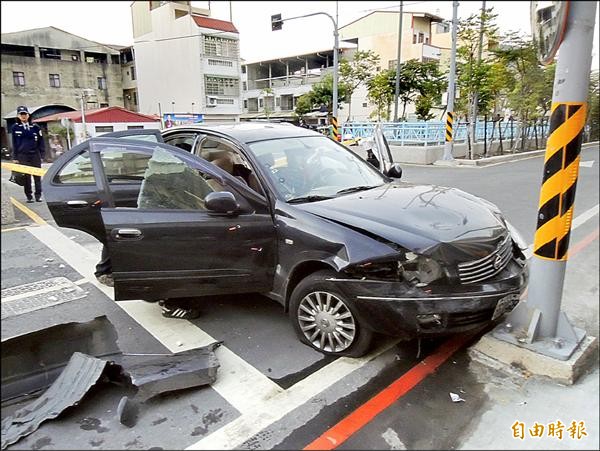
[{"xmin": 531, "ymin": 1, "xmax": 570, "ymax": 65}]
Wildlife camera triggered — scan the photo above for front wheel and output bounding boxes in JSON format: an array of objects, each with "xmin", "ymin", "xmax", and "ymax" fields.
[{"xmin": 289, "ymin": 270, "xmax": 373, "ymax": 357}]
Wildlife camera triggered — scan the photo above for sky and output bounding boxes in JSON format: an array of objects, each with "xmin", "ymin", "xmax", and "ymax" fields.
[{"xmin": 1, "ymin": 0, "xmax": 599, "ymax": 67}]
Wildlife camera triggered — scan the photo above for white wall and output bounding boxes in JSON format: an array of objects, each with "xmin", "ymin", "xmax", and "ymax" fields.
[
  {"xmin": 133, "ymin": 5, "xmax": 242, "ymax": 121},
  {"xmin": 73, "ymin": 122, "xmax": 161, "ymax": 144}
]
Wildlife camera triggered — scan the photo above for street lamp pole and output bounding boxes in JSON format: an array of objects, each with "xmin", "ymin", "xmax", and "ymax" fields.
[
  {"xmin": 271, "ymin": 10, "xmax": 339, "ymax": 139},
  {"xmin": 80, "ymin": 94, "xmax": 87, "ymax": 142}
]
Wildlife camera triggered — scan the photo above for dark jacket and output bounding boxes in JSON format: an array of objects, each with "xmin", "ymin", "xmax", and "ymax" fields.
[{"xmin": 11, "ymin": 122, "xmax": 45, "ymax": 160}]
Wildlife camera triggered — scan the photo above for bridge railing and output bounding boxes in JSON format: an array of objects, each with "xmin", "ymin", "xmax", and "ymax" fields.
[{"xmin": 341, "ymin": 121, "xmax": 550, "ymax": 147}]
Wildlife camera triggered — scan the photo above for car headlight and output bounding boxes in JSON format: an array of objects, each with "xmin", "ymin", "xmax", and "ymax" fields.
[
  {"xmin": 505, "ymin": 220, "xmax": 528, "ymax": 251},
  {"xmin": 348, "ymin": 251, "xmax": 445, "ymax": 286},
  {"xmin": 401, "ymin": 253, "xmax": 444, "ymax": 286}
]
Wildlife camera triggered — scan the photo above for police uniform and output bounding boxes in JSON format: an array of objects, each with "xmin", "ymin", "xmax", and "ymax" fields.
[{"xmin": 11, "ymin": 106, "xmax": 45, "ymax": 202}]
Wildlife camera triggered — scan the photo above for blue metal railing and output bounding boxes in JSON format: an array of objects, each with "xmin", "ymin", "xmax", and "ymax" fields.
[{"xmin": 341, "ymin": 121, "xmax": 550, "ymax": 146}]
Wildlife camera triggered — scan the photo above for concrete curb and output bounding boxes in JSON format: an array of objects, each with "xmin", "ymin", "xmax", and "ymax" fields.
[
  {"xmin": 1, "ymin": 180, "xmax": 16, "ymax": 225},
  {"xmin": 433, "ymin": 141, "xmax": 599, "ymax": 167},
  {"xmin": 468, "ymin": 334, "xmax": 598, "ymax": 385}
]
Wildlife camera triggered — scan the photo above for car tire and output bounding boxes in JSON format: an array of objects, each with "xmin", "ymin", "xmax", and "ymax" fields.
[{"xmin": 289, "ymin": 270, "xmax": 373, "ymax": 357}]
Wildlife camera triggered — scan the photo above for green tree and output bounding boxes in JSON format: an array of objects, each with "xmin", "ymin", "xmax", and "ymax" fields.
[
  {"xmin": 415, "ymin": 95, "xmax": 435, "ymax": 121},
  {"xmin": 261, "ymin": 87, "xmax": 274, "ymax": 119},
  {"xmin": 367, "ymin": 70, "xmax": 395, "ymax": 121},
  {"xmin": 455, "ymin": 7, "xmax": 500, "ymax": 119},
  {"xmin": 493, "ymin": 33, "xmax": 546, "ymax": 150},
  {"xmin": 307, "ymin": 73, "xmax": 350, "ymax": 114},
  {"xmin": 339, "ymin": 50, "xmax": 380, "ymax": 121},
  {"xmin": 294, "ymin": 93, "xmax": 313, "ymax": 118}
]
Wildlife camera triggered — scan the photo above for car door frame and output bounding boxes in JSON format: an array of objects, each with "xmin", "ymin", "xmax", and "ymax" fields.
[{"xmin": 87, "ymin": 137, "xmax": 278, "ymax": 301}]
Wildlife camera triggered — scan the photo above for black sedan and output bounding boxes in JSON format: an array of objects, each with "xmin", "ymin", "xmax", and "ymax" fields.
[{"xmin": 42, "ymin": 123, "xmax": 528, "ymax": 357}]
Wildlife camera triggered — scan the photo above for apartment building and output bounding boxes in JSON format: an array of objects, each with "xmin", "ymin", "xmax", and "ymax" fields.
[
  {"xmin": 131, "ymin": 1, "xmax": 242, "ymax": 123},
  {"xmin": 1, "ymin": 26, "xmax": 126, "ymax": 148},
  {"xmin": 339, "ymin": 11, "xmax": 451, "ymax": 121},
  {"xmin": 241, "ymin": 47, "xmax": 355, "ymax": 124}
]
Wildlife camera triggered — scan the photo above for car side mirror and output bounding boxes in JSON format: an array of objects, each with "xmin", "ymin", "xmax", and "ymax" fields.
[
  {"xmin": 205, "ymin": 191, "xmax": 240, "ymax": 215},
  {"xmin": 384, "ymin": 163, "xmax": 403, "ymax": 179}
]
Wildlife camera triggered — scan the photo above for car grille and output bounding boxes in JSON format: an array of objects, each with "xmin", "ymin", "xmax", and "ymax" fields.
[{"xmin": 457, "ymin": 235, "xmax": 513, "ymax": 285}]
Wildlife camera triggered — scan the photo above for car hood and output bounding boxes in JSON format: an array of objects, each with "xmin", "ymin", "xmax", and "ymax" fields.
[{"xmin": 297, "ymin": 182, "xmax": 507, "ymax": 259}]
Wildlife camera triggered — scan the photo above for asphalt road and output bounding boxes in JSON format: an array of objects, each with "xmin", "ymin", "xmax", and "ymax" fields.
[{"xmin": 1, "ymin": 144, "xmax": 598, "ymax": 450}]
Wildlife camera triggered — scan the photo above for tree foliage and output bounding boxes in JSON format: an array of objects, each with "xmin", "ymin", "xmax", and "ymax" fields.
[
  {"xmin": 455, "ymin": 7, "xmax": 500, "ymax": 118},
  {"xmin": 367, "ymin": 70, "xmax": 395, "ymax": 121},
  {"xmin": 295, "ymin": 74, "xmax": 350, "ymax": 117},
  {"xmin": 339, "ymin": 50, "xmax": 381, "ymax": 120}
]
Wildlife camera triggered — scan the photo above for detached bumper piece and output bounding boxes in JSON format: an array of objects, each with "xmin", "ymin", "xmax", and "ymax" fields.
[
  {"xmin": 117, "ymin": 342, "xmax": 222, "ymax": 428},
  {"xmin": 1, "ymin": 352, "xmax": 112, "ymax": 450},
  {"xmin": 1, "ymin": 323, "xmax": 221, "ymax": 449}
]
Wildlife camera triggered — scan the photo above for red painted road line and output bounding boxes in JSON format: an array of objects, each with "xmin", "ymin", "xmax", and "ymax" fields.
[
  {"xmin": 303, "ymin": 332, "xmax": 476, "ymax": 450},
  {"xmin": 303, "ymin": 229, "xmax": 599, "ymax": 450},
  {"xmin": 568, "ymin": 227, "xmax": 599, "ymax": 258}
]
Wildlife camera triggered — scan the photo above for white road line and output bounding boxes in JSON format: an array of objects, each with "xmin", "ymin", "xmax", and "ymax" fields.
[
  {"xmin": 579, "ymin": 160, "xmax": 595, "ymax": 168},
  {"xmin": 186, "ymin": 338, "xmax": 399, "ymax": 450},
  {"xmin": 523, "ymin": 204, "xmax": 599, "ymax": 259},
  {"xmin": 25, "ymin": 224, "xmax": 283, "ymax": 414}
]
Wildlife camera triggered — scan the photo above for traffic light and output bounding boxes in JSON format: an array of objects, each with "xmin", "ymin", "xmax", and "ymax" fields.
[{"xmin": 271, "ymin": 14, "xmax": 282, "ymax": 31}]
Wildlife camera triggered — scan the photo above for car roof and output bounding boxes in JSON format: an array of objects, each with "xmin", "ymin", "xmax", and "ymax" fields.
[{"xmin": 165, "ymin": 122, "xmax": 324, "ymax": 144}]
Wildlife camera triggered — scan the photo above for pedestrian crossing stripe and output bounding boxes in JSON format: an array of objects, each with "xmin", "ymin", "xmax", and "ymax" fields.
[
  {"xmin": 533, "ymin": 102, "xmax": 587, "ymax": 260},
  {"xmin": 445, "ymin": 112, "xmax": 454, "ymax": 142}
]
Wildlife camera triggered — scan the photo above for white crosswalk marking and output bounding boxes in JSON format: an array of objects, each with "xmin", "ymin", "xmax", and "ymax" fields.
[{"xmin": 25, "ymin": 224, "xmax": 284, "ymax": 415}]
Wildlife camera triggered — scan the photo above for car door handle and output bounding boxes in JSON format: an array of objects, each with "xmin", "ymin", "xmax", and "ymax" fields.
[
  {"xmin": 66, "ymin": 200, "xmax": 88, "ymax": 208},
  {"xmin": 114, "ymin": 228, "xmax": 142, "ymax": 239}
]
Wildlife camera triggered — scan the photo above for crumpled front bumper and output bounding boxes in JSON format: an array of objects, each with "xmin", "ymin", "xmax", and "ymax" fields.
[{"xmin": 332, "ymin": 259, "xmax": 528, "ymax": 339}]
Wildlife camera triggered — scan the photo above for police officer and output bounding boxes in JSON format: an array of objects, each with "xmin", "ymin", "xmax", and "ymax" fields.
[{"xmin": 11, "ymin": 106, "xmax": 45, "ymax": 203}]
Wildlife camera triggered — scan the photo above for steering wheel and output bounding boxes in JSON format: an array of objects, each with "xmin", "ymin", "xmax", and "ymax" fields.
[{"xmin": 272, "ymin": 167, "xmax": 309, "ymax": 195}]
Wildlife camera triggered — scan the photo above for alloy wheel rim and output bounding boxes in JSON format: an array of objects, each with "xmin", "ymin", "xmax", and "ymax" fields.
[{"xmin": 297, "ymin": 291, "xmax": 356, "ymax": 352}]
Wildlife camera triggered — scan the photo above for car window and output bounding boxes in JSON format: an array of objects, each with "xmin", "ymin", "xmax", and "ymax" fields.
[
  {"xmin": 54, "ymin": 150, "xmax": 95, "ymax": 184},
  {"xmin": 164, "ymin": 134, "xmax": 197, "ymax": 152},
  {"xmin": 136, "ymin": 147, "xmax": 219, "ymax": 210},
  {"xmin": 100, "ymin": 150, "xmax": 152, "ymax": 183},
  {"xmin": 248, "ymin": 136, "xmax": 386, "ymax": 200}
]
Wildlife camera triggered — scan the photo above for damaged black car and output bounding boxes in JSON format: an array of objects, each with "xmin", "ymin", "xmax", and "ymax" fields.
[{"xmin": 42, "ymin": 123, "xmax": 528, "ymax": 357}]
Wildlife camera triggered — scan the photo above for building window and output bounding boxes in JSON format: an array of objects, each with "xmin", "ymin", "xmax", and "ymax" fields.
[
  {"xmin": 207, "ymin": 58, "xmax": 234, "ymax": 67},
  {"xmin": 241, "ymin": 66, "xmax": 247, "ymax": 74},
  {"xmin": 127, "ymin": 125, "xmax": 144, "ymax": 130},
  {"xmin": 13, "ymin": 71, "xmax": 25, "ymax": 86},
  {"xmin": 242, "ymin": 81, "xmax": 247, "ymax": 91},
  {"xmin": 97, "ymin": 77, "xmax": 107, "ymax": 90},
  {"xmin": 100, "ymin": 103, "xmax": 109, "ymax": 108},
  {"xmin": 216, "ymin": 98, "xmax": 234, "ymax": 105},
  {"xmin": 258, "ymin": 98, "xmax": 264, "ymax": 108},
  {"xmin": 203, "ymin": 36, "xmax": 239, "ymax": 58},
  {"xmin": 243, "ymin": 100, "xmax": 248, "ymax": 109},
  {"xmin": 131, "ymin": 67, "xmax": 136, "ymax": 80},
  {"xmin": 49, "ymin": 73, "xmax": 61, "ymax": 88},
  {"xmin": 425, "ymin": 37, "xmax": 429, "ymax": 44},
  {"xmin": 413, "ymin": 34, "xmax": 417, "ymax": 44},
  {"xmin": 133, "ymin": 91, "xmax": 138, "ymax": 105},
  {"xmin": 388, "ymin": 60, "xmax": 397, "ymax": 70},
  {"xmin": 95, "ymin": 126, "xmax": 114, "ymax": 133},
  {"xmin": 72, "ymin": 54, "xmax": 80, "ymax": 61},
  {"xmin": 418, "ymin": 33, "xmax": 424, "ymax": 43},
  {"xmin": 204, "ymin": 76, "xmax": 239, "ymax": 96},
  {"xmin": 362, "ymin": 102, "xmax": 368, "ymax": 108}
]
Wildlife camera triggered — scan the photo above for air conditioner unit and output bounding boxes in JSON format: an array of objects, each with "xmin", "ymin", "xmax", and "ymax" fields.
[{"xmin": 207, "ymin": 97, "xmax": 217, "ymax": 107}]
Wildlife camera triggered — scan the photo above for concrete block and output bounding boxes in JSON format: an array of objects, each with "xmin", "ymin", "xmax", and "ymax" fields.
[
  {"xmin": 1, "ymin": 180, "xmax": 16, "ymax": 225},
  {"xmin": 468, "ymin": 333, "xmax": 598, "ymax": 385}
]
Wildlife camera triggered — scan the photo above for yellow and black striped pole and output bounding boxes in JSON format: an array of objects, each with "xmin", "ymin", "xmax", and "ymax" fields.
[
  {"xmin": 445, "ymin": 112, "xmax": 454, "ymax": 143},
  {"xmin": 492, "ymin": 1, "xmax": 596, "ymax": 360},
  {"xmin": 533, "ymin": 102, "xmax": 586, "ymax": 261},
  {"xmin": 330, "ymin": 116, "xmax": 340, "ymax": 142}
]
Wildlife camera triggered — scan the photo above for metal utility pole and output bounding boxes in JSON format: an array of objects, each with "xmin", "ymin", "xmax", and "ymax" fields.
[
  {"xmin": 79, "ymin": 92, "xmax": 87, "ymax": 143},
  {"xmin": 442, "ymin": 1, "xmax": 459, "ymax": 160},
  {"xmin": 469, "ymin": 0, "xmax": 486, "ymax": 159},
  {"xmin": 493, "ymin": 1, "xmax": 597, "ymax": 360},
  {"xmin": 271, "ymin": 10, "xmax": 340, "ymax": 140},
  {"xmin": 393, "ymin": 1, "xmax": 404, "ymax": 122}
]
